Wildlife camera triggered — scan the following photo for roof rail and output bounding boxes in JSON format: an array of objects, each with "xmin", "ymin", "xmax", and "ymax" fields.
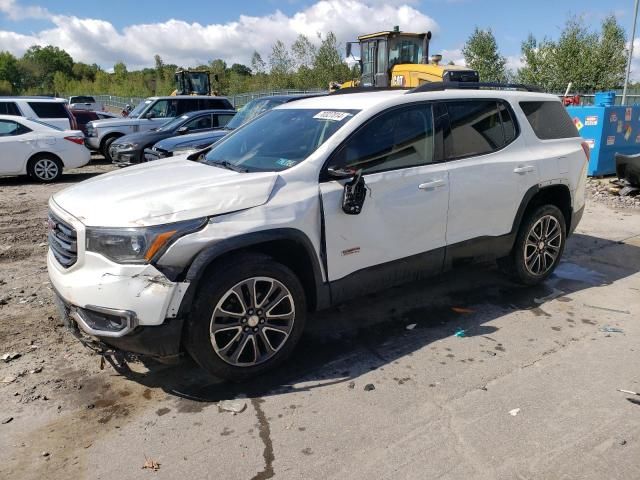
[
  {"xmin": 329, "ymin": 86, "xmax": 410, "ymax": 95},
  {"xmin": 407, "ymin": 81, "xmax": 543, "ymax": 94}
]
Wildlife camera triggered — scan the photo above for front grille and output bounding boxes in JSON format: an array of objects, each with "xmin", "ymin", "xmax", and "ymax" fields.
[{"xmin": 48, "ymin": 212, "xmax": 78, "ymax": 268}]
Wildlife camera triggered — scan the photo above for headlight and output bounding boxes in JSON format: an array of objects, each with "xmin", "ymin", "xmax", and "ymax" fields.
[
  {"xmin": 115, "ymin": 142, "xmax": 138, "ymax": 150},
  {"xmin": 86, "ymin": 124, "xmax": 97, "ymax": 137},
  {"xmin": 86, "ymin": 218, "xmax": 207, "ymax": 264}
]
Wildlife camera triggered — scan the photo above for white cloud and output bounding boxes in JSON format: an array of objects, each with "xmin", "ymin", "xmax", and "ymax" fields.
[
  {"xmin": 0, "ymin": 0, "xmax": 49, "ymax": 20},
  {"xmin": 505, "ymin": 54, "xmax": 523, "ymax": 73},
  {"xmin": 0, "ymin": 0, "xmax": 438, "ymax": 70},
  {"xmin": 439, "ymin": 48, "xmax": 465, "ymax": 66}
]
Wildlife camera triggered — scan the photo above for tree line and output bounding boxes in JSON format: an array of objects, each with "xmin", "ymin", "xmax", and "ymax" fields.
[
  {"xmin": 462, "ymin": 15, "xmax": 628, "ymax": 92},
  {"xmin": 0, "ymin": 32, "xmax": 353, "ymax": 98},
  {"xmin": 0, "ymin": 15, "xmax": 632, "ymax": 98}
]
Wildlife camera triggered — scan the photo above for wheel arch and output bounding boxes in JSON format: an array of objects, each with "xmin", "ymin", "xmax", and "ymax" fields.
[
  {"xmin": 99, "ymin": 131, "xmax": 124, "ymax": 151},
  {"xmin": 26, "ymin": 151, "xmax": 63, "ymax": 172},
  {"xmin": 180, "ymin": 229, "xmax": 329, "ymax": 316},
  {"xmin": 512, "ymin": 183, "xmax": 573, "ymax": 237}
]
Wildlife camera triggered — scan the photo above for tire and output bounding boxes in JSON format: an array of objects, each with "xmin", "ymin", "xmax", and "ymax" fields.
[
  {"xmin": 501, "ymin": 204, "xmax": 566, "ymax": 285},
  {"xmin": 101, "ymin": 136, "xmax": 119, "ymax": 162},
  {"xmin": 184, "ymin": 253, "xmax": 307, "ymax": 381},
  {"xmin": 28, "ymin": 155, "xmax": 63, "ymax": 183}
]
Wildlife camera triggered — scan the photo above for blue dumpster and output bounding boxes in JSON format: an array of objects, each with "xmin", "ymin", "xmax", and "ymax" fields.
[{"xmin": 566, "ymin": 104, "xmax": 640, "ymax": 176}]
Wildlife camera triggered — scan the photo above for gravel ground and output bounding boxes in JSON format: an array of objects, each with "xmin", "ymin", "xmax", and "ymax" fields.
[
  {"xmin": 586, "ymin": 177, "xmax": 640, "ymax": 209},
  {"xmin": 1, "ymin": 164, "xmax": 639, "ymax": 480}
]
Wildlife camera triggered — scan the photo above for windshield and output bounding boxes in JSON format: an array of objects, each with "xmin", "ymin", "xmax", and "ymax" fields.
[
  {"xmin": 157, "ymin": 115, "xmax": 189, "ymax": 132},
  {"xmin": 388, "ymin": 37, "xmax": 424, "ymax": 66},
  {"xmin": 226, "ymin": 98, "xmax": 288, "ymax": 129},
  {"xmin": 128, "ymin": 100, "xmax": 151, "ymax": 118},
  {"xmin": 203, "ymin": 108, "xmax": 359, "ymax": 173}
]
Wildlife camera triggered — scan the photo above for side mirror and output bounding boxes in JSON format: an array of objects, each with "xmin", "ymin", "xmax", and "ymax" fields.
[
  {"xmin": 144, "ymin": 112, "xmax": 154, "ymax": 119},
  {"xmin": 177, "ymin": 126, "xmax": 188, "ymax": 134},
  {"xmin": 341, "ymin": 170, "xmax": 366, "ymax": 215}
]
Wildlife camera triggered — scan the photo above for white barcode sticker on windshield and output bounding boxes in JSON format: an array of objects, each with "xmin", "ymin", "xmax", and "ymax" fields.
[{"xmin": 313, "ymin": 111, "xmax": 351, "ymax": 121}]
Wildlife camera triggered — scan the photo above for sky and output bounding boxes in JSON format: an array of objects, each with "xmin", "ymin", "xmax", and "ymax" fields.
[{"xmin": 0, "ymin": 0, "xmax": 638, "ymax": 76}]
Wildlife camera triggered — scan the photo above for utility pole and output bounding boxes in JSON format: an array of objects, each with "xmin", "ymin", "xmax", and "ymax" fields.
[{"xmin": 622, "ymin": 0, "xmax": 640, "ymax": 105}]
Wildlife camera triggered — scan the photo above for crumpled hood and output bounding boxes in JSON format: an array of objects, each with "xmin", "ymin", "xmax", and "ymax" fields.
[
  {"xmin": 52, "ymin": 157, "xmax": 279, "ymax": 227},
  {"xmin": 154, "ymin": 129, "xmax": 229, "ymax": 151}
]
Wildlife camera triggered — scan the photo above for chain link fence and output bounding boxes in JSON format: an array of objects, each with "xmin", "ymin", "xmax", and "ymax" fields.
[{"xmin": 77, "ymin": 89, "xmax": 328, "ymax": 112}]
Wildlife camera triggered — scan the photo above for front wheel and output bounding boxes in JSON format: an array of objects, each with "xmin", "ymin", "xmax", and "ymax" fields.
[
  {"xmin": 501, "ymin": 204, "xmax": 566, "ymax": 285},
  {"xmin": 184, "ymin": 253, "xmax": 307, "ymax": 381}
]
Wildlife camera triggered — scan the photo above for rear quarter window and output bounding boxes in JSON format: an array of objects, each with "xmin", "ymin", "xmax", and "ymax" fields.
[
  {"xmin": 28, "ymin": 102, "xmax": 69, "ymax": 119},
  {"xmin": 201, "ymin": 98, "xmax": 233, "ymax": 110},
  {"xmin": 519, "ymin": 101, "xmax": 579, "ymax": 140}
]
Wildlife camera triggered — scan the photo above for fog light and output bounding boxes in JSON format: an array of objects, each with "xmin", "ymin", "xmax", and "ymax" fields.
[{"xmin": 77, "ymin": 307, "xmax": 132, "ymax": 332}]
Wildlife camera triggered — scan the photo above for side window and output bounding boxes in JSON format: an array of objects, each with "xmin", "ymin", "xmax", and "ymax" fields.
[
  {"xmin": 520, "ymin": 101, "xmax": 579, "ymax": 139},
  {"xmin": 184, "ymin": 115, "xmax": 212, "ymax": 131},
  {"xmin": 147, "ymin": 100, "xmax": 178, "ymax": 118},
  {"xmin": 0, "ymin": 120, "xmax": 29, "ymax": 137},
  {"xmin": 0, "ymin": 102, "xmax": 20, "ymax": 116},
  {"xmin": 27, "ymin": 102, "xmax": 68, "ymax": 118},
  {"xmin": 331, "ymin": 104, "xmax": 434, "ymax": 174},
  {"xmin": 498, "ymin": 102, "xmax": 517, "ymax": 144},
  {"xmin": 202, "ymin": 98, "xmax": 232, "ymax": 110},
  {"xmin": 215, "ymin": 114, "xmax": 234, "ymax": 128},
  {"xmin": 446, "ymin": 100, "xmax": 505, "ymax": 158}
]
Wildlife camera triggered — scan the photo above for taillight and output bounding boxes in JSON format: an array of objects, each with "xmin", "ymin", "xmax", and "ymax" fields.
[
  {"xmin": 580, "ymin": 141, "xmax": 591, "ymax": 163},
  {"xmin": 64, "ymin": 136, "xmax": 85, "ymax": 145}
]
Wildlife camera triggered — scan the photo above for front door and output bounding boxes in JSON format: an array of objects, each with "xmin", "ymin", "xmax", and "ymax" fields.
[{"xmin": 319, "ymin": 103, "xmax": 449, "ymax": 290}]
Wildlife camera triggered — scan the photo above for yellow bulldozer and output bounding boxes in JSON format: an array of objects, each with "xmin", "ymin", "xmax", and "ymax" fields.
[
  {"xmin": 171, "ymin": 69, "xmax": 217, "ymax": 96},
  {"xmin": 340, "ymin": 27, "xmax": 479, "ymax": 89}
]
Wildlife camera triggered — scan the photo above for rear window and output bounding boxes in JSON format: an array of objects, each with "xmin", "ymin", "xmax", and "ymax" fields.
[
  {"xmin": 519, "ymin": 101, "xmax": 579, "ymax": 140},
  {"xmin": 445, "ymin": 100, "xmax": 518, "ymax": 159},
  {"xmin": 28, "ymin": 102, "xmax": 69, "ymax": 119},
  {"xmin": 70, "ymin": 96, "xmax": 96, "ymax": 104},
  {"xmin": 0, "ymin": 101, "xmax": 20, "ymax": 116}
]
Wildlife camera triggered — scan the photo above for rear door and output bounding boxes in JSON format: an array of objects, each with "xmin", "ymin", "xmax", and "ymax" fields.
[
  {"xmin": 320, "ymin": 102, "xmax": 449, "ymax": 286},
  {"xmin": 443, "ymin": 99, "xmax": 531, "ymax": 246},
  {"xmin": 0, "ymin": 119, "xmax": 32, "ymax": 174}
]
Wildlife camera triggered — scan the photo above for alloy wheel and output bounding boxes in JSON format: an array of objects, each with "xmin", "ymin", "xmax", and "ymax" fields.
[
  {"xmin": 524, "ymin": 215, "xmax": 562, "ymax": 276},
  {"xmin": 33, "ymin": 159, "xmax": 59, "ymax": 181},
  {"xmin": 210, "ymin": 276, "xmax": 295, "ymax": 367}
]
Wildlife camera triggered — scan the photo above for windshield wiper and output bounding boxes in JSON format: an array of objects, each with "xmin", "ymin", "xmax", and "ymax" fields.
[{"xmin": 208, "ymin": 160, "xmax": 248, "ymax": 173}]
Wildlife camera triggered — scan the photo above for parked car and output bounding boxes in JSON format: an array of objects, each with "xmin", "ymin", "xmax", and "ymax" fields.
[
  {"xmin": 0, "ymin": 96, "xmax": 77, "ymax": 130},
  {"xmin": 48, "ymin": 84, "xmax": 587, "ymax": 381},
  {"xmin": 110, "ymin": 109, "xmax": 235, "ymax": 166},
  {"xmin": 71, "ymin": 110, "xmax": 119, "ymax": 136},
  {"xmin": 0, "ymin": 114, "xmax": 89, "ymax": 182},
  {"xmin": 68, "ymin": 95, "xmax": 103, "ymax": 111},
  {"xmin": 144, "ymin": 95, "xmax": 318, "ymax": 161},
  {"xmin": 84, "ymin": 95, "xmax": 234, "ymax": 161}
]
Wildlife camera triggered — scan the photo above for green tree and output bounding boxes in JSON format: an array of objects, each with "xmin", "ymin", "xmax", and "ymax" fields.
[
  {"xmin": 0, "ymin": 51, "xmax": 20, "ymax": 93},
  {"xmin": 313, "ymin": 32, "xmax": 350, "ymax": 88},
  {"xmin": 591, "ymin": 15, "xmax": 627, "ymax": 90},
  {"xmin": 461, "ymin": 27, "xmax": 506, "ymax": 82},
  {"xmin": 269, "ymin": 40, "xmax": 294, "ymax": 88},
  {"xmin": 21, "ymin": 45, "xmax": 73, "ymax": 92}
]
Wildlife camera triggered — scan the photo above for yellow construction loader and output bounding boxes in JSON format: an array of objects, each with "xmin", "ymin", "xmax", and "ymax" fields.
[
  {"xmin": 341, "ymin": 27, "xmax": 479, "ymax": 89},
  {"xmin": 171, "ymin": 69, "xmax": 217, "ymax": 95}
]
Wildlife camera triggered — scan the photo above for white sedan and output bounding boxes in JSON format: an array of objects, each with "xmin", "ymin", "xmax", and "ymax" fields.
[{"xmin": 0, "ymin": 114, "xmax": 90, "ymax": 182}]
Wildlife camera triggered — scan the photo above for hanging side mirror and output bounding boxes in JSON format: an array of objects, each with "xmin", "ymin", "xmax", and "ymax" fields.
[{"xmin": 341, "ymin": 169, "xmax": 366, "ymax": 215}]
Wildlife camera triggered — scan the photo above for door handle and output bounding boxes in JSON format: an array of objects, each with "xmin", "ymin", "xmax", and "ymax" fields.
[
  {"xmin": 513, "ymin": 165, "xmax": 534, "ymax": 174},
  {"xmin": 418, "ymin": 179, "xmax": 446, "ymax": 190}
]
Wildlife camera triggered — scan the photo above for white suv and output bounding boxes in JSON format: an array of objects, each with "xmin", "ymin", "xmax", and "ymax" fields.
[
  {"xmin": 48, "ymin": 84, "xmax": 588, "ymax": 380},
  {"xmin": 0, "ymin": 96, "xmax": 76, "ymax": 129}
]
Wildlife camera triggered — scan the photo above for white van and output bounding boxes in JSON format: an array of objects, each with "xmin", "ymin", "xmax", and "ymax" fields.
[{"xmin": 0, "ymin": 96, "xmax": 76, "ymax": 130}]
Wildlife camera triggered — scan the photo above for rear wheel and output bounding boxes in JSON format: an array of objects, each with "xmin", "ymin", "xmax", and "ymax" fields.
[
  {"xmin": 28, "ymin": 155, "xmax": 62, "ymax": 182},
  {"xmin": 184, "ymin": 253, "xmax": 307, "ymax": 381},
  {"xmin": 501, "ymin": 204, "xmax": 566, "ymax": 285}
]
